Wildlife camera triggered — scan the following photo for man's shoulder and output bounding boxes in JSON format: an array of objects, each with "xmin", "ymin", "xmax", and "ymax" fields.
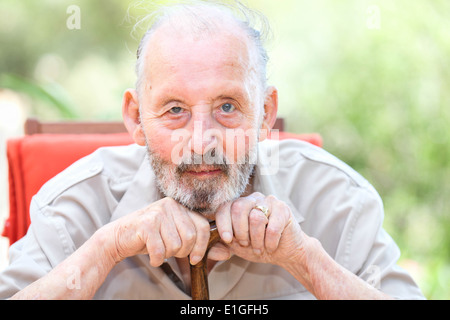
[
  {"xmin": 259, "ymin": 138, "xmax": 373, "ymax": 189},
  {"xmin": 34, "ymin": 144, "xmax": 147, "ymax": 208}
]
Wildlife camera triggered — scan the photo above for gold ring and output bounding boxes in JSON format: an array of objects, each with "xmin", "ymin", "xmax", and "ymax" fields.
[{"xmin": 254, "ymin": 205, "xmax": 270, "ymax": 217}]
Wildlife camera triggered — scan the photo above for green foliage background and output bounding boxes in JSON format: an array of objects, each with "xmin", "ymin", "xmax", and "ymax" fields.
[{"xmin": 1, "ymin": 0, "xmax": 448, "ymax": 299}]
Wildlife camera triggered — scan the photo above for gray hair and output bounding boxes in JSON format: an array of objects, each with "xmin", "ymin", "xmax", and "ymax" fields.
[{"xmin": 132, "ymin": 0, "xmax": 272, "ymax": 97}]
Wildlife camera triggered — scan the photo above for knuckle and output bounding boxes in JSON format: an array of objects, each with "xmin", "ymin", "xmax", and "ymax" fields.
[
  {"xmin": 252, "ymin": 192, "xmax": 264, "ymax": 198},
  {"xmin": 161, "ymin": 196, "xmax": 176, "ymax": 205},
  {"xmin": 249, "ymin": 210, "xmax": 267, "ymax": 224},
  {"xmin": 152, "ymin": 246, "xmax": 165, "ymax": 258},
  {"xmin": 184, "ymin": 228, "xmax": 196, "ymax": 242},
  {"xmin": 157, "ymin": 198, "xmax": 172, "ymax": 209},
  {"xmin": 160, "ymin": 197, "xmax": 182, "ymax": 212},
  {"xmin": 266, "ymin": 225, "xmax": 281, "ymax": 238},
  {"xmin": 145, "ymin": 210, "xmax": 160, "ymax": 224},
  {"xmin": 170, "ymin": 240, "xmax": 182, "ymax": 253},
  {"xmin": 230, "ymin": 199, "xmax": 246, "ymax": 215},
  {"xmin": 149, "ymin": 251, "xmax": 165, "ymax": 267},
  {"xmin": 136, "ymin": 211, "xmax": 159, "ymax": 234},
  {"xmin": 197, "ymin": 217, "xmax": 210, "ymax": 232},
  {"xmin": 285, "ymin": 207, "xmax": 293, "ymax": 220}
]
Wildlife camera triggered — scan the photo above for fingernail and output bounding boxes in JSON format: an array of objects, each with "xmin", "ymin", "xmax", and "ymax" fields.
[
  {"xmin": 253, "ymin": 248, "xmax": 262, "ymax": 256},
  {"xmin": 222, "ymin": 232, "xmax": 232, "ymax": 243},
  {"xmin": 190, "ymin": 255, "xmax": 202, "ymax": 265},
  {"xmin": 239, "ymin": 240, "xmax": 249, "ymax": 247}
]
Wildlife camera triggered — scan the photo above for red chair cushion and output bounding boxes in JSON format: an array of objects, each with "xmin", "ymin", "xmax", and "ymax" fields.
[{"xmin": 2, "ymin": 133, "xmax": 133, "ymax": 245}]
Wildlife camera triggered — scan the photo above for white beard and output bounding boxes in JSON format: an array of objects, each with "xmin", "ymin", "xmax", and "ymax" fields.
[{"xmin": 147, "ymin": 146, "xmax": 256, "ymax": 218}]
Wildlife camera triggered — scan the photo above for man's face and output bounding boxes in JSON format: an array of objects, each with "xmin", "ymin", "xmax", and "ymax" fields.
[{"xmin": 137, "ymin": 28, "xmax": 263, "ymax": 218}]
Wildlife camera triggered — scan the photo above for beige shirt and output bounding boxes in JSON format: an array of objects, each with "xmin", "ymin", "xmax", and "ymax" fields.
[{"xmin": 0, "ymin": 139, "xmax": 424, "ymax": 299}]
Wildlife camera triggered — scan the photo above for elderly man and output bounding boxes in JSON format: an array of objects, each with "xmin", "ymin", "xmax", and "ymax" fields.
[{"xmin": 0, "ymin": 1, "xmax": 423, "ymax": 299}]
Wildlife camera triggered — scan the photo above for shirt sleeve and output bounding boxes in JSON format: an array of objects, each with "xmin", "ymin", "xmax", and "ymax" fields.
[
  {"xmin": 259, "ymin": 139, "xmax": 426, "ymax": 299},
  {"xmin": 0, "ymin": 149, "xmax": 112, "ymax": 299},
  {"xmin": 0, "ymin": 199, "xmax": 64, "ymax": 299},
  {"xmin": 335, "ymin": 186, "xmax": 425, "ymax": 299}
]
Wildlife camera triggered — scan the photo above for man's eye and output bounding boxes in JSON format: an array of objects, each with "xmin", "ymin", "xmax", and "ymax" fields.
[
  {"xmin": 220, "ymin": 103, "xmax": 235, "ymax": 113},
  {"xmin": 169, "ymin": 107, "xmax": 183, "ymax": 114}
]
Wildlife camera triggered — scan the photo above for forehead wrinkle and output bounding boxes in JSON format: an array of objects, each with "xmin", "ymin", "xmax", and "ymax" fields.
[
  {"xmin": 144, "ymin": 32, "xmax": 255, "ymax": 97},
  {"xmin": 141, "ymin": 13, "xmax": 260, "ymax": 87}
]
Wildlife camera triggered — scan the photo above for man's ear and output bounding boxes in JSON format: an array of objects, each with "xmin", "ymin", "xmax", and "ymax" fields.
[
  {"xmin": 258, "ymin": 86, "xmax": 278, "ymax": 142},
  {"xmin": 122, "ymin": 88, "xmax": 146, "ymax": 146}
]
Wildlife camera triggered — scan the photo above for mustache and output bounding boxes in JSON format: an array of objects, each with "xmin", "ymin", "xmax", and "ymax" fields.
[{"xmin": 176, "ymin": 149, "xmax": 230, "ymax": 175}]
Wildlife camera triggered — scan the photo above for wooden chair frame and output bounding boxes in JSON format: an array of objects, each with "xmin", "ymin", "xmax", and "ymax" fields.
[{"xmin": 24, "ymin": 117, "xmax": 285, "ymax": 135}]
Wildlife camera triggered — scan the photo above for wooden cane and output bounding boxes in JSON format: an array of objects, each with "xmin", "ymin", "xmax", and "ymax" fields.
[{"xmin": 189, "ymin": 222, "xmax": 221, "ymax": 300}]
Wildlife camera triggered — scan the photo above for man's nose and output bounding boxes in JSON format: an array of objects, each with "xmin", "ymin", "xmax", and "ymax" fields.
[{"xmin": 189, "ymin": 115, "xmax": 219, "ymax": 156}]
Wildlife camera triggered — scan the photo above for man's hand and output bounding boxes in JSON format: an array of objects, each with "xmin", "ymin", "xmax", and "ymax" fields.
[
  {"xmin": 11, "ymin": 193, "xmax": 392, "ymax": 300},
  {"xmin": 11, "ymin": 197, "xmax": 213, "ymax": 300},
  {"xmin": 213, "ymin": 192, "xmax": 392, "ymax": 300},
  {"xmin": 108, "ymin": 197, "xmax": 212, "ymax": 266},
  {"xmin": 213, "ymin": 192, "xmax": 306, "ymax": 268}
]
